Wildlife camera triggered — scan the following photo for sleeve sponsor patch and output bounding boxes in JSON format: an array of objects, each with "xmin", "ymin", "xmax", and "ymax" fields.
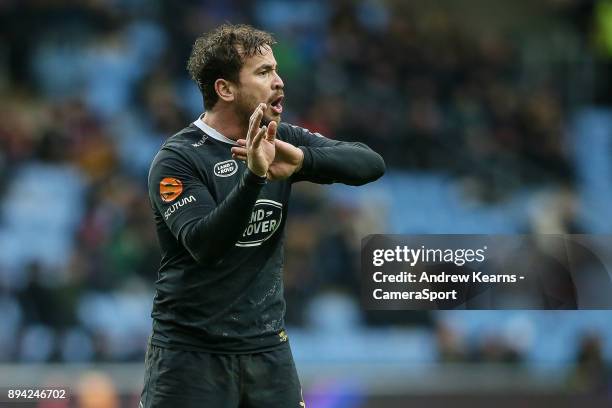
[{"xmin": 159, "ymin": 177, "xmax": 183, "ymax": 202}]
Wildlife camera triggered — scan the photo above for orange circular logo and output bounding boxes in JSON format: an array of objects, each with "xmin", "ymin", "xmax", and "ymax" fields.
[{"xmin": 159, "ymin": 177, "xmax": 183, "ymax": 202}]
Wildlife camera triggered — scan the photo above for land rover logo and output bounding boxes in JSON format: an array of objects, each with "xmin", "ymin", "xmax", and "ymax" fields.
[
  {"xmin": 236, "ymin": 199, "xmax": 283, "ymax": 247},
  {"xmin": 214, "ymin": 160, "xmax": 238, "ymax": 177}
]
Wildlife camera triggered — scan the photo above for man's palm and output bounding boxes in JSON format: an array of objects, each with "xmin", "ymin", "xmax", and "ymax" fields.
[
  {"xmin": 245, "ymin": 104, "xmax": 276, "ymax": 177},
  {"xmin": 248, "ymin": 133, "xmax": 275, "ymax": 172}
]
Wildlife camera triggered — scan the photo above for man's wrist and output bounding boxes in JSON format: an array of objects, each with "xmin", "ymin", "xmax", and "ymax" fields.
[
  {"xmin": 245, "ymin": 168, "xmax": 268, "ymax": 185},
  {"xmin": 297, "ymin": 147, "xmax": 312, "ymax": 174},
  {"xmin": 247, "ymin": 161, "xmax": 267, "ymax": 178},
  {"xmin": 295, "ymin": 146, "xmax": 304, "ymax": 173}
]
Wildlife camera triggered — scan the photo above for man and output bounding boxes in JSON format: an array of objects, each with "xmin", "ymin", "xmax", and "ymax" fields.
[{"xmin": 140, "ymin": 24, "xmax": 385, "ymax": 408}]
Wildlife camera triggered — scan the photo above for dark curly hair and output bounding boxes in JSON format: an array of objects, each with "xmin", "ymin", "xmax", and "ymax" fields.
[{"xmin": 187, "ymin": 24, "xmax": 276, "ymax": 109}]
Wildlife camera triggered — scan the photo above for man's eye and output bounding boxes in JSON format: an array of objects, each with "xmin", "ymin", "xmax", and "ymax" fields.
[{"xmin": 258, "ymin": 71, "xmax": 268, "ymax": 76}]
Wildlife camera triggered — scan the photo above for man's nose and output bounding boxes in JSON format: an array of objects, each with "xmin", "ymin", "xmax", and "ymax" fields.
[{"xmin": 272, "ymin": 71, "xmax": 284, "ymax": 90}]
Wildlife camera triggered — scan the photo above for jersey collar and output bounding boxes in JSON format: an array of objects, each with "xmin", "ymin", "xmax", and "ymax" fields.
[{"xmin": 193, "ymin": 115, "xmax": 239, "ymax": 146}]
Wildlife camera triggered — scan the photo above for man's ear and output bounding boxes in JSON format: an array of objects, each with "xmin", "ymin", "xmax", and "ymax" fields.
[{"xmin": 214, "ymin": 79, "xmax": 236, "ymax": 103}]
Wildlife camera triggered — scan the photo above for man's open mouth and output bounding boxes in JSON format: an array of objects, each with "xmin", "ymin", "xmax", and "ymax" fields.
[{"xmin": 270, "ymin": 96, "xmax": 283, "ymax": 114}]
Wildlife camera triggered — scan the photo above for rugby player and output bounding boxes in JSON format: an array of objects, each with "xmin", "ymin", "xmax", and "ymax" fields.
[{"xmin": 140, "ymin": 24, "xmax": 385, "ymax": 408}]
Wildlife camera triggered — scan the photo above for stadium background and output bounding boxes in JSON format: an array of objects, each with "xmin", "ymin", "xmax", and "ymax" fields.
[{"xmin": 1, "ymin": 0, "xmax": 612, "ymax": 406}]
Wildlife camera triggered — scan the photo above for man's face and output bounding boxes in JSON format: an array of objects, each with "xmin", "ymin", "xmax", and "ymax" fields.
[{"xmin": 234, "ymin": 45, "xmax": 284, "ymax": 126}]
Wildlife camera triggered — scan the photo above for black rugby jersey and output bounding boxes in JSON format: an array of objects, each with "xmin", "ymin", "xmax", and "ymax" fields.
[{"xmin": 147, "ymin": 118, "xmax": 385, "ymax": 353}]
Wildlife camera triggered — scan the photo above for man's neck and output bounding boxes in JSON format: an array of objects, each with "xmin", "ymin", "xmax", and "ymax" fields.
[{"xmin": 202, "ymin": 108, "xmax": 247, "ymax": 142}]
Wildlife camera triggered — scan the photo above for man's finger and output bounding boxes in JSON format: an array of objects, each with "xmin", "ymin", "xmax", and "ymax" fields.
[
  {"xmin": 251, "ymin": 125, "xmax": 266, "ymax": 149},
  {"xmin": 252, "ymin": 104, "xmax": 266, "ymax": 130},
  {"xmin": 237, "ymin": 139, "xmax": 247, "ymax": 146},
  {"xmin": 246, "ymin": 109, "xmax": 258, "ymax": 145},
  {"xmin": 232, "ymin": 153, "xmax": 247, "ymax": 161},
  {"xmin": 231, "ymin": 146, "xmax": 248, "ymax": 156},
  {"xmin": 247, "ymin": 110, "xmax": 256, "ymax": 141},
  {"xmin": 266, "ymin": 120, "xmax": 277, "ymax": 143},
  {"xmin": 247, "ymin": 104, "xmax": 265, "ymax": 145},
  {"xmin": 248, "ymin": 103, "xmax": 264, "ymax": 130}
]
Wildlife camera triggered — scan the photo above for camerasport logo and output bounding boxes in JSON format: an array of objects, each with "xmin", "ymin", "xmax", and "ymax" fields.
[
  {"xmin": 214, "ymin": 160, "xmax": 238, "ymax": 177},
  {"xmin": 236, "ymin": 199, "xmax": 283, "ymax": 247},
  {"xmin": 160, "ymin": 177, "xmax": 183, "ymax": 202}
]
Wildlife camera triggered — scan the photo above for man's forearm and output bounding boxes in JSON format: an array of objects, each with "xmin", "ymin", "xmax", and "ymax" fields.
[
  {"xmin": 180, "ymin": 169, "xmax": 266, "ymax": 264},
  {"xmin": 296, "ymin": 142, "xmax": 386, "ymax": 185}
]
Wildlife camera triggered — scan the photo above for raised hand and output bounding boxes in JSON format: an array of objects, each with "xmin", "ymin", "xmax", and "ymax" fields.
[
  {"xmin": 245, "ymin": 103, "xmax": 276, "ymax": 177},
  {"xmin": 232, "ymin": 131, "xmax": 304, "ymax": 181}
]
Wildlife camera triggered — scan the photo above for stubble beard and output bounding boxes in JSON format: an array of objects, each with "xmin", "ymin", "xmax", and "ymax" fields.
[{"xmin": 235, "ymin": 91, "xmax": 279, "ymax": 130}]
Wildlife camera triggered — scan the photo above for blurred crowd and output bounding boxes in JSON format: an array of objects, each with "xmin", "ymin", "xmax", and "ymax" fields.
[{"xmin": 0, "ymin": 1, "xmax": 611, "ymax": 394}]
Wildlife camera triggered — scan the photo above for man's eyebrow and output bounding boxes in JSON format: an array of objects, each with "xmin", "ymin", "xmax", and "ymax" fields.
[{"xmin": 255, "ymin": 63, "xmax": 276, "ymax": 72}]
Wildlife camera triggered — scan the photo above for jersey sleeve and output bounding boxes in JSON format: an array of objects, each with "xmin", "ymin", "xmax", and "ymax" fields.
[
  {"xmin": 148, "ymin": 147, "xmax": 266, "ymax": 264},
  {"xmin": 282, "ymin": 124, "xmax": 386, "ymax": 185}
]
